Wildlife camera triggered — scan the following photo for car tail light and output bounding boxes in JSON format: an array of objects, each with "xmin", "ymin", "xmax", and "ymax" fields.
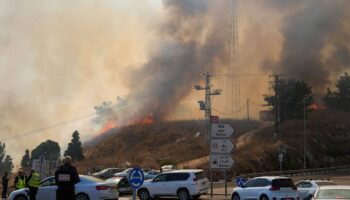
[
  {"xmin": 96, "ymin": 185, "xmax": 109, "ymax": 190},
  {"xmin": 270, "ymin": 186, "xmax": 280, "ymax": 191}
]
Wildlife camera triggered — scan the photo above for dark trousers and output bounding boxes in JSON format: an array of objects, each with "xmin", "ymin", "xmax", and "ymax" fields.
[
  {"xmin": 29, "ymin": 186, "xmax": 38, "ymax": 200},
  {"xmin": 1, "ymin": 186, "xmax": 7, "ymax": 198},
  {"xmin": 56, "ymin": 188, "xmax": 75, "ymax": 200}
]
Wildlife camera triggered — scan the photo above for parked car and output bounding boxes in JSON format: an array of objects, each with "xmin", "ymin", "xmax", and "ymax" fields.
[
  {"xmin": 106, "ymin": 176, "xmax": 132, "ymax": 195},
  {"xmin": 114, "ymin": 168, "xmax": 133, "ymax": 177},
  {"xmin": 92, "ymin": 168, "xmax": 125, "ymax": 179},
  {"xmin": 312, "ymin": 185, "xmax": 350, "ymax": 200},
  {"xmin": 9, "ymin": 175, "xmax": 119, "ymax": 200},
  {"xmin": 144, "ymin": 170, "xmax": 160, "ymax": 180},
  {"xmin": 231, "ymin": 176, "xmax": 299, "ymax": 200},
  {"xmin": 296, "ymin": 180, "xmax": 336, "ymax": 200},
  {"xmin": 161, "ymin": 165, "xmax": 176, "ymax": 172},
  {"xmin": 137, "ymin": 169, "xmax": 209, "ymax": 200}
]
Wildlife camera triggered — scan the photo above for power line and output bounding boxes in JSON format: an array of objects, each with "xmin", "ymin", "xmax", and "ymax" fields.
[{"xmin": 0, "ymin": 96, "xmax": 151, "ymax": 141}]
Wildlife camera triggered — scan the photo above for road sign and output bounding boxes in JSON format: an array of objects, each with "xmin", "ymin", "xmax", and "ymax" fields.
[
  {"xmin": 128, "ymin": 167, "xmax": 144, "ymax": 189},
  {"xmin": 210, "ymin": 116, "xmax": 219, "ymax": 123},
  {"xmin": 211, "ymin": 155, "xmax": 235, "ymax": 169},
  {"xmin": 211, "ymin": 124, "xmax": 236, "ymax": 138},
  {"xmin": 211, "ymin": 139, "xmax": 236, "ymax": 154}
]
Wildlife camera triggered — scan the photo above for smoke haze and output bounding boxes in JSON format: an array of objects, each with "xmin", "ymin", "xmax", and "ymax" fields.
[{"xmin": 0, "ymin": 0, "xmax": 350, "ymax": 163}]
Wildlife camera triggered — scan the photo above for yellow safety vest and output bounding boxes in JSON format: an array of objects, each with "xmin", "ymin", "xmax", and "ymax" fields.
[
  {"xmin": 15, "ymin": 176, "xmax": 26, "ymax": 189},
  {"xmin": 28, "ymin": 172, "xmax": 41, "ymax": 188}
]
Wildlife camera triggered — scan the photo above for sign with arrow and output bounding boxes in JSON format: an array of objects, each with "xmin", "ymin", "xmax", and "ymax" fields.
[
  {"xmin": 211, "ymin": 124, "xmax": 236, "ymax": 138},
  {"xmin": 211, "ymin": 155, "xmax": 235, "ymax": 169},
  {"xmin": 211, "ymin": 139, "xmax": 236, "ymax": 154}
]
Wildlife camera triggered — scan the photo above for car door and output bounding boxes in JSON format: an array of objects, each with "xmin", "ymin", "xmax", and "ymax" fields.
[
  {"xmin": 36, "ymin": 177, "xmax": 57, "ymax": 200},
  {"xmin": 246, "ymin": 178, "xmax": 268, "ymax": 199},
  {"xmin": 167, "ymin": 173, "xmax": 190, "ymax": 195},
  {"xmin": 239, "ymin": 179, "xmax": 256, "ymax": 200},
  {"xmin": 150, "ymin": 174, "xmax": 169, "ymax": 196}
]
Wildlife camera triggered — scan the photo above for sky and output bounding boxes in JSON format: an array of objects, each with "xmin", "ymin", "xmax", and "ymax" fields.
[{"xmin": 0, "ymin": 0, "xmax": 349, "ymax": 166}]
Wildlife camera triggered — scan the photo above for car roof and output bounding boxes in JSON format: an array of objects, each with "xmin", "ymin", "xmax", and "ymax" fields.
[
  {"xmin": 162, "ymin": 169, "xmax": 203, "ymax": 173},
  {"xmin": 300, "ymin": 179, "xmax": 334, "ymax": 183},
  {"xmin": 253, "ymin": 176, "xmax": 291, "ymax": 180},
  {"xmin": 319, "ymin": 185, "xmax": 350, "ymax": 190}
]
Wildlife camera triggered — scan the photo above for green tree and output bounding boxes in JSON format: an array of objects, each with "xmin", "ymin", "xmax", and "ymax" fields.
[
  {"xmin": 31, "ymin": 140, "xmax": 61, "ymax": 161},
  {"xmin": 264, "ymin": 79, "xmax": 313, "ymax": 122},
  {"xmin": 323, "ymin": 73, "xmax": 350, "ymax": 111},
  {"xmin": 64, "ymin": 130, "xmax": 84, "ymax": 161},
  {"xmin": 0, "ymin": 142, "xmax": 14, "ymax": 174},
  {"xmin": 21, "ymin": 149, "xmax": 31, "ymax": 171}
]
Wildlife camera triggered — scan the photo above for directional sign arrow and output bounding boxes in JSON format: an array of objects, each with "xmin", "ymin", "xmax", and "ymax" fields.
[
  {"xmin": 211, "ymin": 139, "xmax": 236, "ymax": 154},
  {"xmin": 211, "ymin": 155, "xmax": 235, "ymax": 169},
  {"xmin": 211, "ymin": 124, "xmax": 236, "ymax": 138}
]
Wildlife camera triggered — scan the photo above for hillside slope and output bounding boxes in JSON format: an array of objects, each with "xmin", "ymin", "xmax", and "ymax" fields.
[{"xmin": 77, "ymin": 120, "xmax": 261, "ymax": 173}]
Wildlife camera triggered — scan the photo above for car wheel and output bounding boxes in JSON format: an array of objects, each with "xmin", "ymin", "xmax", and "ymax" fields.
[
  {"xmin": 260, "ymin": 195, "xmax": 269, "ymax": 200},
  {"xmin": 76, "ymin": 193, "xmax": 90, "ymax": 200},
  {"xmin": 14, "ymin": 195, "xmax": 28, "ymax": 200},
  {"xmin": 177, "ymin": 188, "xmax": 190, "ymax": 200},
  {"xmin": 232, "ymin": 194, "xmax": 240, "ymax": 200},
  {"xmin": 138, "ymin": 188, "xmax": 151, "ymax": 200}
]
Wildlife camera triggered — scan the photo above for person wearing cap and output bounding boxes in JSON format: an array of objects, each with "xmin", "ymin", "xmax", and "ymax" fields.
[
  {"xmin": 26, "ymin": 169, "xmax": 41, "ymax": 200},
  {"xmin": 1, "ymin": 172, "xmax": 9, "ymax": 198},
  {"xmin": 55, "ymin": 156, "xmax": 80, "ymax": 200},
  {"xmin": 14, "ymin": 170, "xmax": 26, "ymax": 190}
]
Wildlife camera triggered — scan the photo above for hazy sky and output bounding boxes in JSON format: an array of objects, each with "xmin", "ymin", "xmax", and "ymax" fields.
[{"xmin": 1, "ymin": 0, "xmax": 349, "ymax": 165}]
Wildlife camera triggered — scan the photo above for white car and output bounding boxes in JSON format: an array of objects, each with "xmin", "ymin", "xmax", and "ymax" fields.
[
  {"xmin": 231, "ymin": 176, "xmax": 299, "ymax": 200},
  {"xmin": 296, "ymin": 180, "xmax": 336, "ymax": 200},
  {"xmin": 9, "ymin": 175, "xmax": 119, "ymax": 200},
  {"xmin": 137, "ymin": 169, "xmax": 209, "ymax": 200},
  {"xmin": 312, "ymin": 185, "xmax": 350, "ymax": 200}
]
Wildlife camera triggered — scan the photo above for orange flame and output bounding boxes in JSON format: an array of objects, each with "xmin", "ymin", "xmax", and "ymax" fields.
[
  {"xmin": 309, "ymin": 103, "xmax": 325, "ymax": 110},
  {"xmin": 99, "ymin": 120, "xmax": 118, "ymax": 134},
  {"xmin": 127, "ymin": 113, "xmax": 155, "ymax": 126}
]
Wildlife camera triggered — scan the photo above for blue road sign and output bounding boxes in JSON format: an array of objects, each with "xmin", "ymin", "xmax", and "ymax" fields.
[{"xmin": 128, "ymin": 167, "xmax": 144, "ymax": 189}]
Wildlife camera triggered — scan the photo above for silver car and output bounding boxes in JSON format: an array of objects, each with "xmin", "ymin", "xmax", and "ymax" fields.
[
  {"xmin": 9, "ymin": 175, "xmax": 119, "ymax": 200},
  {"xmin": 312, "ymin": 185, "xmax": 350, "ymax": 200}
]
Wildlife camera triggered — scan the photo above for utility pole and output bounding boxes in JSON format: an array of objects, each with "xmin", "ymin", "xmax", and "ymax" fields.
[
  {"xmin": 194, "ymin": 72, "xmax": 221, "ymax": 198},
  {"xmin": 303, "ymin": 98, "xmax": 306, "ymax": 169},
  {"xmin": 247, "ymin": 98, "xmax": 250, "ymax": 121},
  {"xmin": 269, "ymin": 74, "xmax": 284, "ymax": 138}
]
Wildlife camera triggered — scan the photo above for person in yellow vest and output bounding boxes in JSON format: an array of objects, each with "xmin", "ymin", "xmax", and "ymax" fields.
[
  {"xmin": 14, "ymin": 169, "xmax": 26, "ymax": 190},
  {"xmin": 26, "ymin": 169, "xmax": 41, "ymax": 200}
]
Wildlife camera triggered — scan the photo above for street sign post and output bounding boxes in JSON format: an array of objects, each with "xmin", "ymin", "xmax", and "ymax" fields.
[
  {"xmin": 211, "ymin": 154, "xmax": 235, "ymax": 169},
  {"xmin": 211, "ymin": 124, "xmax": 236, "ymax": 138},
  {"xmin": 129, "ymin": 167, "xmax": 144, "ymax": 200},
  {"xmin": 211, "ymin": 139, "xmax": 236, "ymax": 154}
]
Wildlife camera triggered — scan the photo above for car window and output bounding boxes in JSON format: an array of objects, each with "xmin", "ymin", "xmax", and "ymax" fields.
[
  {"xmin": 119, "ymin": 178, "xmax": 129, "ymax": 187},
  {"xmin": 153, "ymin": 174, "xmax": 168, "ymax": 182},
  {"xmin": 40, "ymin": 177, "xmax": 56, "ymax": 187},
  {"xmin": 244, "ymin": 179, "xmax": 256, "ymax": 188},
  {"xmin": 255, "ymin": 179, "xmax": 271, "ymax": 187},
  {"xmin": 272, "ymin": 179, "xmax": 296, "ymax": 188},
  {"xmin": 195, "ymin": 171, "xmax": 206, "ymax": 180},
  {"xmin": 168, "ymin": 173, "xmax": 190, "ymax": 181},
  {"xmin": 302, "ymin": 183, "xmax": 313, "ymax": 188},
  {"xmin": 296, "ymin": 182, "xmax": 305, "ymax": 188}
]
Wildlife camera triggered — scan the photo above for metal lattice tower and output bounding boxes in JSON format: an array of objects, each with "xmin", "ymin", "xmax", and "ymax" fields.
[{"xmin": 225, "ymin": 0, "xmax": 240, "ymax": 118}]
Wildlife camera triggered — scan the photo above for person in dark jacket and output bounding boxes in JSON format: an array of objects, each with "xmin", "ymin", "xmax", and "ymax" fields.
[
  {"xmin": 55, "ymin": 156, "xmax": 80, "ymax": 200},
  {"xmin": 1, "ymin": 172, "xmax": 9, "ymax": 198}
]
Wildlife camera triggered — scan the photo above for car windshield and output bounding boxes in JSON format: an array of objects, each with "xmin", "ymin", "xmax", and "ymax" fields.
[{"xmin": 317, "ymin": 189, "xmax": 350, "ymax": 199}]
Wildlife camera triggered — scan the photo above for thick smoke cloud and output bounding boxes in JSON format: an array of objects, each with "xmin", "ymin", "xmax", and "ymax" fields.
[{"xmin": 264, "ymin": 0, "xmax": 350, "ymax": 91}]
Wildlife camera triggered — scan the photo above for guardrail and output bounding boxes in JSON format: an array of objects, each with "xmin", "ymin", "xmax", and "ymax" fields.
[{"xmin": 233, "ymin": 165, "xmax": 350, "ymax": 179}]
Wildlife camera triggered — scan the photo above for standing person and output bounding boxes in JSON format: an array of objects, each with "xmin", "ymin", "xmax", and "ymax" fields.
[
  {"xmin": 55, "ymin": 156, "xmax": 80, "ymax": 200},
  {"xmin": 26, "ymin": 169, "xmax": 41, "ymax": 200},
  {"xmin": 1, "ymin": 172, "xmax": 9, "ymax": 199},
  {"xmin": 14, "ymin": 170, "xmax": 26, "ymax": 190}
]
